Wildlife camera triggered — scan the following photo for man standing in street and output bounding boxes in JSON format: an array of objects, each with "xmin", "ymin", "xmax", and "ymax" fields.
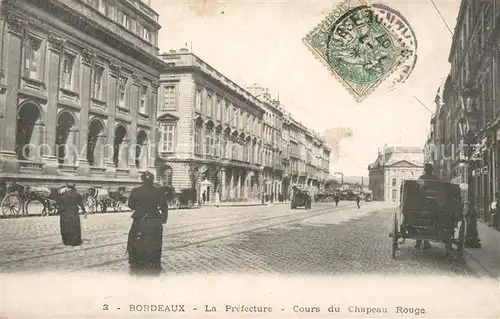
[
  {"xmin": 355, "ymin": 194, "xmax": 361, "ymax": 209},
  {"xmin": 127, "ymin": 171, "xmax": 168, "ymax": 276}
]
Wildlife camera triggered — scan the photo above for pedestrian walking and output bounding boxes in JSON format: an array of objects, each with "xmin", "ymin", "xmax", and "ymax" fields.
[
  {"xmin": 127, "ymin": 171, "xmax": 168, "ymax": 276},
  {"xmin": 215, "ymin": 190, "xmax": 220, "ymax": 208},
  {"xmin": 56, "ymin": 183, "xmax": 87, "ymax": 246},
  {"xmin": 334, "ymin": 193, "xmax": 340, "ymax": 206},
  {"xmin": 355, "ymin": 194, "xmax": 361, "ymax": 209}
]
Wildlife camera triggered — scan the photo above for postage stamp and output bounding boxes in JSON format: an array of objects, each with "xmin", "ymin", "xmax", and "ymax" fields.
[
  {"xmin": 303, "ymin": 0, "xmax": 414, "ymax": 102},
  {"xmin": 372, "ymin": 3, "xmax": 418, "ymax": 91}
]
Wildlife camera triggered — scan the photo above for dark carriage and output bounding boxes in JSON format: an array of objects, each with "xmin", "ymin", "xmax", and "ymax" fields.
[
  {"xmin": 172, "ymin": 188, "xmax": 197, "ymax": 209},
  {"xmin": 85, "ymin": 186, "xmax": 127, "ymax": 214},
  {"xmin": 155, "ymin": 184, "xmax": 175, "ymax": 207},
  {"xmin": 389, "ymin": 179, "xmax": 466, "ymax": 259},
  {"xmin": 291, "ymin": 187, "xmax": 312, "ymax": 210},
  {"xmin": 314, "ymin": 191, "xmax": 335, "ymax": 203}
]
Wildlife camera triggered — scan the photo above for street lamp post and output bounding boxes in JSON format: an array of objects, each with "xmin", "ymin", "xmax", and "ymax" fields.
[
  {"xmin": 333, "ymin": 172, "xmax": 344, "ymax": 185},
  {"xmin": 458, "ymin": 93, "xmax": 482, "ymax": 249}
]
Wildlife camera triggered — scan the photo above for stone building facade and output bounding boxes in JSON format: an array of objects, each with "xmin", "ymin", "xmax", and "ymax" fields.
[
  {"xmin": 156, "ymin": 50, "xmax": 331, "ymax": 203},
  {"xmin": 0, "ymin": 0, "xmax": 165, "ymax": 189},
  {"xmin": 368, "ymin": 146, "xmax": 424, "ymax": 202},
  {"xmin": 426, "ymin": 0, "xmax": 500, "ymax": 226}
]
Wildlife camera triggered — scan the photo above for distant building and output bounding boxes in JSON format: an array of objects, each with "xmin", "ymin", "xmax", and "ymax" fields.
[{"xmin": 368, "ymin": 146, "xmax": 424, "ymax": 202}]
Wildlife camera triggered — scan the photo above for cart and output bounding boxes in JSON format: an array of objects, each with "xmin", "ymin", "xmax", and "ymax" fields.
[
  {"xmin": 172, "ymin": 188, "xmax": 197, "ymax": 209},
  {"xmin": 389, "ymin": 179, "xmax": 466, "ymax": 259}
]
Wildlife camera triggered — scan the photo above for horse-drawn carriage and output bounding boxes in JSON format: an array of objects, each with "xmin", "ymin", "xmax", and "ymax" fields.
[
  {"xmin": 0, "ymin": 180, "xmax": 67, "ymax": 216},
  {"xmin": 85, "ymin": 186, "xmax": 127, "ymax": 214},
  {"xmin": 389, "ymin": 179, "xmax": 466, "ymax": 259},
  {"xmin": 154, "ymin": 185, "xmax": 196, "ymax": 209}
]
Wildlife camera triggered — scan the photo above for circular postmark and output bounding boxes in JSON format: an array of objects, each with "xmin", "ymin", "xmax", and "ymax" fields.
[
  {"xmin": 372, "ymin": 4, "xmax": 418, "ymax": 90},
  {"xmin": 326, "ymin": 6, "xmax": 407, "ymax": 85}
]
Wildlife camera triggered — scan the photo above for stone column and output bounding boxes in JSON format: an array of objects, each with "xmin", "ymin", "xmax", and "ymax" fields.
[
  {"xmin": 43, "ymin": 32, "xmax": 65, "ymax": 174},
  {"xmin": 0, "ymin": 13, "xmax": 26, "ymax": 172},
  {"xmin": 128, "ymin": 73, "xmax": 140, "ymax": 177},
  {"xmin": 105, "ymin": 61, "xmax": 120, "ymax": 177},
  {"xmin": 148, "ymin": 79, "xmax": 160, "ymax": 173},
  {"xmin": 230, "ymin": 169, "xmax": 235, "ymax": 199},
  {"xmin": 221, "ymin": 168, "xmax": 226, "ymax": 200},
  {"xmin": 237, "ymin": 170, "xmax": 242, "ymax": 199},
  {"xmin": 77, "ymin": 48, "xmax": 96, "ymax": 175}
]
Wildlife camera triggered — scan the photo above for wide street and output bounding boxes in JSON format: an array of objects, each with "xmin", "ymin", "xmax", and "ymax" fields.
[{"xmin": 0, "ymin": 202, "xmax": 475, "ymax": 276}]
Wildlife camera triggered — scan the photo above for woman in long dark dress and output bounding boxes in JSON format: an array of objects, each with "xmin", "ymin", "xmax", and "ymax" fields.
[
  {"xmin": 57, "ymin": 183, "xmax": 87, "ymax": 246},
  {"xmin": 127, "ymin": 171, "xmax": 168, "ymax": 275}
]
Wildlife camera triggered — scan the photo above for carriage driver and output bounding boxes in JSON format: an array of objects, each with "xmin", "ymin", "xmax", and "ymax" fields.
[{"xmin": 416, "ymin": 163, "xmax": 440, "ymax": 249}]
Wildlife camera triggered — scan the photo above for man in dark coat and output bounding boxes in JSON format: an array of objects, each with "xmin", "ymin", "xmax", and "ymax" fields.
[
  {"xmin": 127, "ymin": 171, "xmax": 168, "ymax": 275},
  {"xmin": 355, "ymin": 194, "xmax": 361, "ymax": 209},
  {"xmin": 56, "ymin": 183, "xmax": 87, "ymax": 246},
  {"xmin": 416, "ymin": 163, "xmax": 440, "ymax": 249}
]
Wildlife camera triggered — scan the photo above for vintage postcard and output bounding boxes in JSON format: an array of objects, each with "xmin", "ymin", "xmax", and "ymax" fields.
[{"xmin": 0, "ymin": 0, "xmax": 499, "ymax": 318}]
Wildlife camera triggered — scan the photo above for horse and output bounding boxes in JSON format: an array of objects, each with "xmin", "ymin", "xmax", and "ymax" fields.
[
  {"xmin": 5, "ymin": 182, "xmax": 66, "ymax": 216},
  {"xmin": 86, "ymin": 186, "xmax": 126, "ymax": 213}
]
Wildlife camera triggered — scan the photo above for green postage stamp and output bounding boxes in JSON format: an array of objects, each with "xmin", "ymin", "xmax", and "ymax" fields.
[{"xmin": 303, "ymin": 0, "xmax": 414, "ymax": 102}]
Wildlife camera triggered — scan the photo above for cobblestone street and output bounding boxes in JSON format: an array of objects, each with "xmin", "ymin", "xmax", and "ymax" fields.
[{"xmin": 0, "ymin": 201, "xmax": 477, "ymax": 277}]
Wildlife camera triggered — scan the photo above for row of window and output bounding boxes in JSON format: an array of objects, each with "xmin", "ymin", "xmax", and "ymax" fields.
[
  {"xmin": 192, "ymin": 88, "xmax": 264, "ymax": 138},
  {"xmin": 85, "ymin": 0, "xmax": 154, "ymax": 44},
  {"xmin": 158, "ymin": 123, "xmax": 285, "ymax": 167},
  {"xmin": 23, "ymin": 33, "xmax": 150, "ymax": 114}
]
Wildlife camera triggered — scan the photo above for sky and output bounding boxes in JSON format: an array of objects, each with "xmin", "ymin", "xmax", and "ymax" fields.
[{"xmin": 150, "ymin": 0, "xmax": 460, "ymax": 176}]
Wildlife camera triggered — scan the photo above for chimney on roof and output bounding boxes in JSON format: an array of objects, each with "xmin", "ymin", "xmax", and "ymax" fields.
[
  {"xmin": 169, "ymin": 49, "xmax": 177, "ymax": 53},
  {"xmin": 179, "ymin": 48, "xmax": 189, "ymax": 53}
]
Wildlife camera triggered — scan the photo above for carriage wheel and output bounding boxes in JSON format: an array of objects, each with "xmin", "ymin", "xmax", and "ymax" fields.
[
  {"xmin": 392, "ymin": 213, "xmax": 398, "ymax": 259},
  {"xmin": 456, "ymin": 219, "xmax": 467, "ymax": 258},
  {"xmin": 113, "ymin": 201, "xmax": 122, "ymax": 212},
  {"xmin": 85, "ymin": 197, "xmax": 96, "ymax": 214},
  {"xmin": 1, "ymin": 193, "xmax": 21, "ymax": 216},
  {"xmin": 187, "ymin": 199, "xmax": 193, "ymax": 209}
]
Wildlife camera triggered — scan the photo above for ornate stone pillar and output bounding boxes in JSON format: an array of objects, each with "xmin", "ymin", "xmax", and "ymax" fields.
[
  {"xmin": 105, "ymin": 61, "xmax": 120, "ymax": 176},
  {"xmin": 0, "ymin": 13, "xmax": 26, "ymax": 172},
  {"xmin": 77, "ymin": 48, "xmax": 96, "ymax": 175},
  {"xmin": 148, "ymin": 79, "xmax": 160, "ymax": 172},
  {"xmin": 230, "ymin": 169, "xmax": 235, "ymax": 199},
  {"xmin": 43, "ymin": 32, "xmax": 65, "ymax": 174},
  {"xmin": 237, "ymin": 169, "xmax": 242, "ymax": 199},
  {"xmin": 128, "ymin": 73, "xmax": 140, "ymax": 177},
  {"xmin": 221, "ymin": 168, "xmax": 226, "ymax": 200}
]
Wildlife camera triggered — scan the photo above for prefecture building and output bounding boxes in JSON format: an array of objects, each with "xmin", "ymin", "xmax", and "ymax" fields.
[
  {"xmin": 156, "ymin": 49, "xmax": 331, "ymax": 203},
  {"xmin": 426, "ymin": 1, "xmax": 500, "ymax": 227},
  {"xmin": 368, "ymin": 146, "xmax": 424, "ymax": 202},
  {"xmin": 0, "ymin": 0, "xmax": 165, "ymax": 188}
]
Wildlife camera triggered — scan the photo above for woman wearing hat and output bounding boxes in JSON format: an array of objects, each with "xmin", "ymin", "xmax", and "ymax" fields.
[
  {"xmin": 56, "ymin": 182, "xmax": 87, "ymax": 246},
  {"xmin": 127, "ymin": 171, "xmax": 168, "ymax": 275}
]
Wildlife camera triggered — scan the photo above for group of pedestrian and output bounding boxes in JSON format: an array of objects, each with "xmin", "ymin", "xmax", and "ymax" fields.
[{"xmin": 54, "ymin": 171, "xmax": 169, "ymax": 276}]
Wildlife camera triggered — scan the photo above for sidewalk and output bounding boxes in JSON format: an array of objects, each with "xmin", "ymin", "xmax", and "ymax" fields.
[{"xmin": 464, "ymin": 222, "xmax": 500, "ymax": 280}]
